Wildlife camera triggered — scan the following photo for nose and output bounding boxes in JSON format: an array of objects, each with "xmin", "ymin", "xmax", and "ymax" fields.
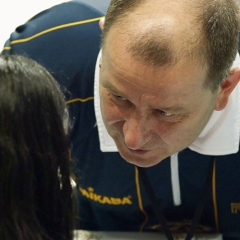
[{"xmin": 123, "ymin": 110, "xmax": 152, "ymax": 150}]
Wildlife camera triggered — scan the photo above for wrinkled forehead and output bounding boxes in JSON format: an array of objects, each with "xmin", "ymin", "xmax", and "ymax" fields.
[{"xmin": 101, "ymin": 38, "xmax": 208, "ymax": 99}]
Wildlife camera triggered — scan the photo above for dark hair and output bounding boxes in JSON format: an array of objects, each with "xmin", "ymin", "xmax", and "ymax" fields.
[
  {"xmin": 102, "ymin": 0, "xmax": 240, "ymax": 91},
  {"xmin": 0, "ymin": 55, "xmax": 73, "ymax": 240}
]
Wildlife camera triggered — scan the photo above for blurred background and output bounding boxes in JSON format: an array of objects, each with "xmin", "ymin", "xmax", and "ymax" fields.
[{"xmin": 0, "ymin": 0, "xmax": 111, "ymax": 47}]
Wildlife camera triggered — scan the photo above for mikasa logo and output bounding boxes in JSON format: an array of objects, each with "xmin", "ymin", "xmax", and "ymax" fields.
[
  {"xmin": 231, "ymin": 203, "xmax": 240, "ymax": 214},
  {"xmin": 79, "ymin": 187, "xmax": 132, "ymax": 205}
]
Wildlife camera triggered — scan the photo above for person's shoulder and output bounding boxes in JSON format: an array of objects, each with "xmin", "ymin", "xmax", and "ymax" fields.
[
  {"xmin": 24, "ymin": 1, "xmax": 104, "ymax": 35},
  {"xmin": 2, "ymin": 0, "xmax": 103, "ymax": 57}
]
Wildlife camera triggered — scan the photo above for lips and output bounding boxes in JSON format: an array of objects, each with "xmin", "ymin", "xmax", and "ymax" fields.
[
  {"xmin": 124, "ymin": 143, "xmax": 150, "ymax": 155},
  {"xmin": 128, "ymin": 148, "xmax": 149, "ymax": 155}
]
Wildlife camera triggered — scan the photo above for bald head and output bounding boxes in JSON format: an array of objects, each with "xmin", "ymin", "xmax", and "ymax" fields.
[
  {"xmin": 123, "ymin": 1, "xmax": 202, "ymax": 67},
  {"xmin": 102, "ymin": 0, "xmax": 240, "ymax": 91}
]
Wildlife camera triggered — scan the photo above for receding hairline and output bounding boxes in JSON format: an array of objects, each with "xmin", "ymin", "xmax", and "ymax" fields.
[
  {"xmin": 102, "ymin": 3, "xmax": 205, "ymax": 69},
  {"xmin": 102, "ymin": 0, "xmax": 240, "ymax": 92}
]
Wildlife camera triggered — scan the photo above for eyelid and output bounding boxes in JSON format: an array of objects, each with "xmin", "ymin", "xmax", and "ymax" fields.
[
  {"xmin": 112, "ymin": 94, "xmax": 127, "ymax": 101},
  {"xmin": 158, "ymin": 110, "xmax": 173, "ymax": 116}
]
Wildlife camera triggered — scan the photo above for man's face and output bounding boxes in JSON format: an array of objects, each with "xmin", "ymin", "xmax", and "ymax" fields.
[{"xmin": 99, "ymin": 24, "xmax": 218, "ymax": 167}]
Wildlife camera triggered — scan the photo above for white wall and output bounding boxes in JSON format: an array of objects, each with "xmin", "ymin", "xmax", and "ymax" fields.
[
  {"xmin": 0, "ymin": 0, "xmax": 110, "ymax": 47},
  {"xmin": 0, "ymin": 0, "xmax": 64, "ymax": 47}
]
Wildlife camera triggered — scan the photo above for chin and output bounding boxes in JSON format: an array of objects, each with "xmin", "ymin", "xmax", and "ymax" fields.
[
  {"xmin": 132, "ymin": 158, "xmax": 164, "ymax": 168},
  {"xmin": 120, "ymin": 151, "xmax": 165, "ymax": 168}
]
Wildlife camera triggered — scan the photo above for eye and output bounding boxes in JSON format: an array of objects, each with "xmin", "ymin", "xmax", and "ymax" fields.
[
  {"xmin": 159, "ymin": 110, "xmax": 172, "ymax": 116},
  {"xmin": 113, "ymin": 94, "xmax": 127, "ymax": 101}
]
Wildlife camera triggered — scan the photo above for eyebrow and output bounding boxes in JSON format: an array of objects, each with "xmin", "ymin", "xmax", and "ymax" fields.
[
  {"xmin": 102, "ymin": 79, "xmax": 186, "ymax": 112},
  {"xmin": 102, "ymin": 80, "xmax": 123, "ymax": 95},
  {"xmin": 158, "ymin": 106, "xmax": 185, "ymax": 112}
]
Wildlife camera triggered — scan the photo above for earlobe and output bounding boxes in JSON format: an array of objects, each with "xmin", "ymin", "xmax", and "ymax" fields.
[
  {"xmin": 214, "ymin": 67, "xmax": 240, "ymax": 111},
  {"xmin": 99, "ymin": 17, "xmax": 105, "ymax": 31}
]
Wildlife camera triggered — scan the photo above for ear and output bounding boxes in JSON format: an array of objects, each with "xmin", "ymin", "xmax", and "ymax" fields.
[
  {"xmin": 214, "ymin": 67, "xmax": 240, "ymax": 111},
  {"xmin": 99, "ymin": 17, "xmax": 105, "ymax": 31}
]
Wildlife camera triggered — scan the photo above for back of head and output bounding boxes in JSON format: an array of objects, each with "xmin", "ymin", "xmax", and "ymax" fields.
[
  {"xmin": 102, "ymin": 0, "xmax": 240, "ymax": 91},
  {"xmin": 0, "ymin": 55, "xmax": 72, "ymax": 240}
]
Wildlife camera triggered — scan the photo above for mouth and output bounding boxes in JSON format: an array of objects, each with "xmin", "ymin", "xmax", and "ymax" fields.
[{"xmin": 124, "ymin": 143, "xmax": 150, "ymax": 156}]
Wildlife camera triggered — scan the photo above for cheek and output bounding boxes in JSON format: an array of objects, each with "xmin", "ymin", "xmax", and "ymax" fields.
[
  {"xmin": 159, "ymin": 109, "xmax": 213, "ymax": 147},
  {"xmin": 155, "ymin": 123, "xmax": 183, "ymax": 142},
  {"xmin": 155, "ymin": 120, "xmax": 197, "ymax": 145},
  {"xmin": 100, "ymin": 89, "xmax": 123, "ymax": 124}
]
